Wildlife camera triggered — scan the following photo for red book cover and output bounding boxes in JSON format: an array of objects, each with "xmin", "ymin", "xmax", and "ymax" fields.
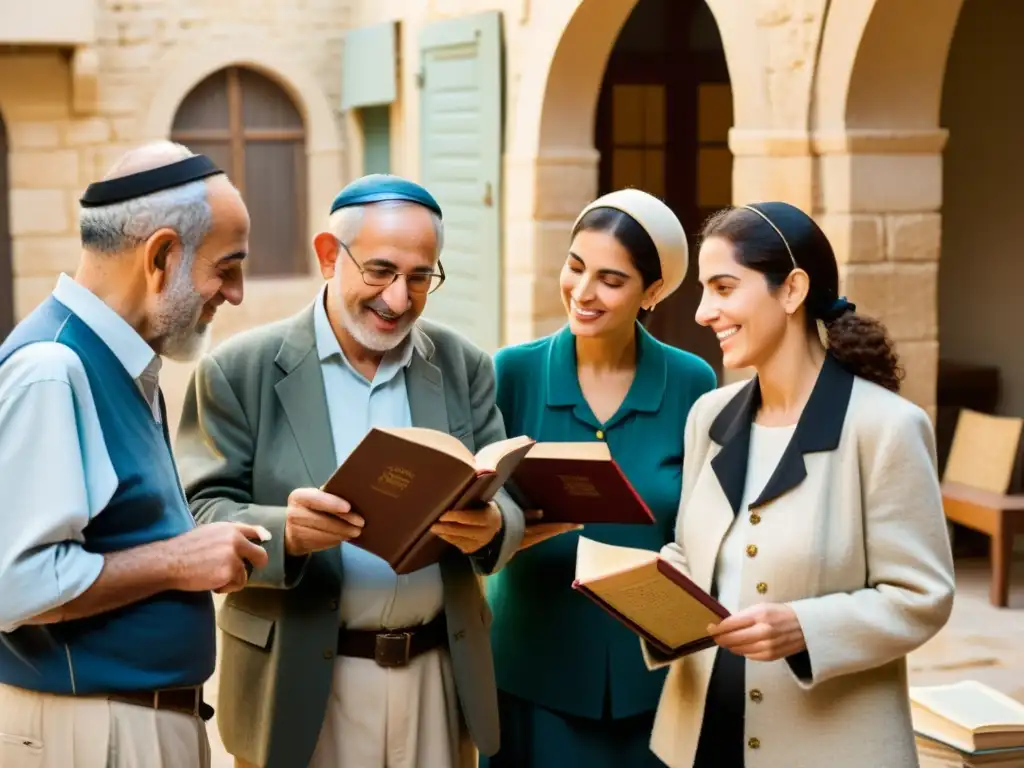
[{"xmin": 509, "ymin": 442, "xmax": 655, "ymax": 525}]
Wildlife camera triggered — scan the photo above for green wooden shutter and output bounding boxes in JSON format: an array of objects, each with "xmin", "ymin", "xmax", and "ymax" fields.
[
  {"xmin": 361, "ymin": 106, "xmax": 391, "ymax": 175},
  {"xmin": 418, "ymin": 11, "xmax": 503, "ymax": 353}
]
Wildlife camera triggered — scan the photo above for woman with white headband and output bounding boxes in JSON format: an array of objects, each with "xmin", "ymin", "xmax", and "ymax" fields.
[
  {"xmin": 643, "ymin": 202, "xmax": 956, "ymax": 767},
  {"xmin": 480, "ymin": 189, "xmax": 718, "ymax": 766}
]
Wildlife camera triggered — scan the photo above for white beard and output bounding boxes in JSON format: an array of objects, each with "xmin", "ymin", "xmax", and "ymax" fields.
[
  {"xmin": 151, "ymin": 256, "xmax": 211, "ymax": 362},
  {"xmin": 336, "ymin": 271, "xmax": 414, "ymax": 353}
]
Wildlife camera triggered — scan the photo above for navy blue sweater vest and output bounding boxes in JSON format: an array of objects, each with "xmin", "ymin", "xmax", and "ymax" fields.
[{"xmin": 0, "ymin": 296, "xmax": 215, "ymax": 694}]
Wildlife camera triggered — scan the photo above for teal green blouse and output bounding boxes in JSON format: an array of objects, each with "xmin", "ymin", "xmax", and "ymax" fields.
[{"xmin": 487, "ymin": 322, "xmax": 717, "ymax": 721}]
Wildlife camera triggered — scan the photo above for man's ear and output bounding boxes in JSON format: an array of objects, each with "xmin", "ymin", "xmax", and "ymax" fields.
[
  {"xmin": 313, "ymin": 232, "xmax": 340, "ymax": 280},
  {"xmin": 143, "ymin": 228, "xmax": 180, "ymax": 293}
]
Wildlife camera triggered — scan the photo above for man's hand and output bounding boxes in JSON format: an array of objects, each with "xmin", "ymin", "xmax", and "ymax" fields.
[
  {"xmin": 518, "ymin": 509, "xmax": 582, "ymax": 552},
  {"xmin": 706, "ymin": 603, "xmax": 806, "ymax": 661},
  {"xmin": 431, "ymin": 502, "xmax": 503, "ymax": 554},
  {"xmin": 166, "ymin": 521, "xmax": 272, "ymax": 594},
  {"xmin": 284, "ymin": 488, "xmax": 365, "ymax": 557}
]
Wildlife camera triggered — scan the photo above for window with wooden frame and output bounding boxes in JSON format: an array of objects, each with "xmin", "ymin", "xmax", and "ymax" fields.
[{"xmin": 171, "ymin": 67, "xmax": 309, "ymax": 278}]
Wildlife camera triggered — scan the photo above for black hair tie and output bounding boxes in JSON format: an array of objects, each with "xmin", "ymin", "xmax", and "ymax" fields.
[{"xmin": 822, "ymin": 296, "xmax": 856, "ymax": 322}]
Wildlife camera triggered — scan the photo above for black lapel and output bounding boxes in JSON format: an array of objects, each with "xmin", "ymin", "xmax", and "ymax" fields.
[{"xmin": 709, "ymin": 355, "xmax": 855, "ymax": 515}]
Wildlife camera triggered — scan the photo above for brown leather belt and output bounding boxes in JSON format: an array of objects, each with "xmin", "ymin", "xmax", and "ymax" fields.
[
  {"xmin": 106, "ymin": 686, "xmax": 211, "ymax": 720},
  {"xmin": 337, "ymin": 613, "xmax": 448, "ymax": 668}
]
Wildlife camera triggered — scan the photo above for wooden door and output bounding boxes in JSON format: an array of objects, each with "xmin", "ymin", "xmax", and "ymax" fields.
[
  {"xmin": 595, "ymin": 0, "xmax": 730, "ymax": 377},
  {"xmin": 0, "ymin": 115, "xmax": 12, "ymax": 342},
  {"xmin": 418, "ymin": 11, "xmax": 503, "ymax": 353}
]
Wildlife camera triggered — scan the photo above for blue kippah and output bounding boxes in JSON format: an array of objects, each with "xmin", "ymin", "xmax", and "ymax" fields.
[{"xmin": 329, "ymin": 174, "xmax": 443, "ymax": 218}]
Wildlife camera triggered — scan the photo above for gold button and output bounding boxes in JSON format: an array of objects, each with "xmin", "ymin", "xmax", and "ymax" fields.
[
  {"xmin": 748, "ymin": 737, "xmax": 761, "ymax": 749},
  {"xmin": 595, "ymin": 429, "xmax": 604, "ymax": 439},
  {"xmin": 756, "ymin": 582, "xmax": 768, "ymax": 594},
  {"xmin": 323, "ymin": 648, "xmax": 334, "ymax": 660},
  {"xmin": 750, "ymin": 689, "xmax": 763, "ymax": 703},
  {"xmin": 746, "ymin": 544, "xmax": 758, "ymax": 558},
  {"xmin": 750, "ymin": 513, "xmax": 761, "ymax": 525}
]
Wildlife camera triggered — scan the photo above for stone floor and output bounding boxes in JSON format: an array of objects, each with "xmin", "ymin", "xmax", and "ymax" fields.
[{"xmin": 204, "ymin": 557, "xmax": 1024, "ymax": 767}]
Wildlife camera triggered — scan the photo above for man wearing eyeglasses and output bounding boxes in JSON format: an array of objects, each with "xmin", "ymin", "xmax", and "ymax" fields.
[{"xmin": 174, "ymin": 175, "xmax": 528, "ymax": 768}]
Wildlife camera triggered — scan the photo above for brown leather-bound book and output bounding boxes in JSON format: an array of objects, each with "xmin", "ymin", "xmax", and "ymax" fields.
[
  {"xmin": 508, "ymin": 442, "xmax": 655, "ymax": 525},
  {"xmin": 321, "ymin": 428, "xmax": 535, "ymax": 574},
  {"xmin": 571, "ymin": 537, "xmax": 730, "ymax": 657}
]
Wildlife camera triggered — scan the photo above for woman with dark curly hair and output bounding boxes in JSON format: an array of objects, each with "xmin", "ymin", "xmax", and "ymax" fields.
[{"xmin": 641, "ymin": 202, "xmax": 956, "ymax": 768}]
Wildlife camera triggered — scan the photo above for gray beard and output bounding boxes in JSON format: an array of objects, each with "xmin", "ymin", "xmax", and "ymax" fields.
[
  {"xmin": 151, "ymin": 259, "xmax": 210, "ymax": 362},
  {"xmin": 339, "ymin": 296, "xmax": 413, "ymax": 353}
]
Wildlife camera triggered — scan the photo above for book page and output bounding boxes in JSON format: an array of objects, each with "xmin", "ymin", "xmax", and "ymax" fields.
[
  {"xmin": 910, "ymin": 681, "xmax": 1024, "ymax": 732},
  {"xmin": 378, "ymin": 427, "xmax": 476, "ymax": 465},
  {"xmin": 575, "ymin": 536, "xmax": 658, "ymax": 583},
  {"xmin": 587, "ymin": 564, "xmax": 720, "ymax": 649},
  {"xmin": 525, "ymin": 441, "xmax": 612, "ymax": 461},
  {"xmin": 474, "ymin": 435, "xmax": 536, "ymax": 473}
]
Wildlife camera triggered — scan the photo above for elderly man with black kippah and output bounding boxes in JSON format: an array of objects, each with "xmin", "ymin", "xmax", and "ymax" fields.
[
  {"xmin": 175, "ymin": 175, "xmax": 552, "ymax": 768},
  {"xmin": 0, "ymin": 141, "xmax": 270, "ymax": 768}
]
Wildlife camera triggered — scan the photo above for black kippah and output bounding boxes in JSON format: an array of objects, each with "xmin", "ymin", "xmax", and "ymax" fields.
[{"xmin": 79, "ymin": 154, "xmax": 224, "ymax": 208}]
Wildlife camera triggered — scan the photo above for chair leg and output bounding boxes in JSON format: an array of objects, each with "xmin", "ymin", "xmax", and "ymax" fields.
[{"xmin": 990, "ymin": 517, "xmax": 1011, "ymax": 607}]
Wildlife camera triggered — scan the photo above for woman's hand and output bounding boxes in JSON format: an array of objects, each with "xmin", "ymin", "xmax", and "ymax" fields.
[
  {"xmin": 707, "ymin": 603, "xmax": 806, "ymax": 661},
  {"xmin": 517, "ymin": 509, "xmax": 583, "ymax": 552}
]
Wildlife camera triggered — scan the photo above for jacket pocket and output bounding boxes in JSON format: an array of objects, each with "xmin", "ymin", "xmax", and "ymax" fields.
[{"xmin": 217, "ymin": 603, "xmax": 276, "ymax": 650}]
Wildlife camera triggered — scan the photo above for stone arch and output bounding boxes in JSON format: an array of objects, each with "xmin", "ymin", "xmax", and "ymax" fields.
[
  {"xmin": 503, "ymin": 0, "xmax": 753, "ymax": 342},
  {"xmin": 139, "ymin": 43, "xmax": 344, "ymax": 247},
  {"xmin": 512, "ymin": 0, "xmax": 760, "ymax": 159},
  {"xmin": 813, "ymin": 0, "xmax": 964, "ymax": 133}
]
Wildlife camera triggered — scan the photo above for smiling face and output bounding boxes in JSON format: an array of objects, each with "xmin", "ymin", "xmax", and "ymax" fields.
[
  {"xmin": 315, "ymin": 202, "xmax": 440, "ymax": 354},
  {"xmin": 694, "ymin": 234, "xmax": 800, "ymax": 371},
  {"xmin": 147, "ymin": 175, "xmax": 249, "ymax": 361},
  {"xmin": 560, "ymin": 229, "xmax": 659, "ymax": 339}
]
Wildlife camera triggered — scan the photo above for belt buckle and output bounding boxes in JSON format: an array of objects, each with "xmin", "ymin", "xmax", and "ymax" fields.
[{"xmin": 374, "ymin": 632, "xmax": 412, "ymax": 668}]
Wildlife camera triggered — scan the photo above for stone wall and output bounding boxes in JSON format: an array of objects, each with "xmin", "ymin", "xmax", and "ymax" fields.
[
  {"xmin": 0, "ymin": 0, "xmax": 354, "ymax": 431},
  {"xmin": 0, "ymin": 0, "xmax": 987, "ymax": 423}
]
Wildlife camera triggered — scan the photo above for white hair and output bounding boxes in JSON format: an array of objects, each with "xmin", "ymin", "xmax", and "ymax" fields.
[
  {"xmin": 78, "ymin": 142, "xmax": 215, "ymax": 265},
  {"xmin": 79, "ymin": 180, "xmax": 212, "ymax": 263},
  {"xmin": 328, "ymin": 199, "xmax": 444, "ymax": 258}
]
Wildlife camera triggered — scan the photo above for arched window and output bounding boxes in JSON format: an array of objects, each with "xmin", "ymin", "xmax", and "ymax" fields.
[
  {"xmin": 0, "ymin": 114, "xmax": 12, "ymax": 342},
  {"xmin": 171, "ymin": 67, "xmax": 308, "ymax": 277}
]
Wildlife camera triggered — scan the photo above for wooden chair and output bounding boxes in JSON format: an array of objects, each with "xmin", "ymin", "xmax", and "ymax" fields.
[{"xmin": 940, "ymin": 409, "xmax": 1024, "ymax": 607}]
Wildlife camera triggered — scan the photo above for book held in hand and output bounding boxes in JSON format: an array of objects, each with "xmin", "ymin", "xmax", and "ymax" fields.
[
  {"xmin": 321, "ymin": 427, "xmax": 536, "ymax": 574},
  {"xmin": 571, "ymin": 536, "xmax": 729, "ymax": 657},
  {"xmin": 508, "ymin": 441, "xmax": 655, "ymax": 526}
]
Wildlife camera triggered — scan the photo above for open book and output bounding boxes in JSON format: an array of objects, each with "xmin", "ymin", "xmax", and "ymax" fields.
[
  {"xmin": 321, "ymin": 427, "xmax": 536, "ymax": 574},
  {"xmin": 910, "ymin": 680, "xmax": 1024, "ymax": 754},
  {"xmin": 508, "ymin": 441, "xmax": 655, "ymax": 525},
  {"xmin": 571, "ymin": 537, "xmax": 729, "ymax": 657}
]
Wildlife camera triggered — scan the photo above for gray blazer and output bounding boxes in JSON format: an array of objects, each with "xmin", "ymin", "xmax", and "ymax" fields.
[{"xmin": 174, "ymin": 303, "xmax": 525, "ymax": 768}]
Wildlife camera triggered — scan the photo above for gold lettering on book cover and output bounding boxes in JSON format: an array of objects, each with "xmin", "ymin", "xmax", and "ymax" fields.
[
  {"xmin": 372, "ymin": 466, "xmax": 414, "ymax": 499},
  {"xmin": 559, "ymin": 475, "xmax": 600, "ymax": 498}
]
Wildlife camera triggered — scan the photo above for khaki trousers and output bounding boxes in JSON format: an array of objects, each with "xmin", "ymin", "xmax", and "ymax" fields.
[{"xmin": 0, "ymin": 683, "xmax": 211, "ymax": 768}]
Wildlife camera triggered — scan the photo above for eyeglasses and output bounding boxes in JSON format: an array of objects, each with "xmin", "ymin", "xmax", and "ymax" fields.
[{"xmin": 337, "ymin": 239, "xmax": 445, "ymax": 295}]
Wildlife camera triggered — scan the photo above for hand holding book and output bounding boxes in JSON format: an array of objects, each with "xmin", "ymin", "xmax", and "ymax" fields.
[
  {"xmin": 429, "ymin": 502, "xmax": 504, "ymax": 554},
  {"xmin": 705, "ymin": 603, "xmax": 806, "ymax": 661}
]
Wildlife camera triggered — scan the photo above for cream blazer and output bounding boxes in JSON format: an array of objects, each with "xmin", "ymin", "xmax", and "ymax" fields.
[{"xmin": 644, "ymin": 355, "xmax": 956, "ymax": 768}]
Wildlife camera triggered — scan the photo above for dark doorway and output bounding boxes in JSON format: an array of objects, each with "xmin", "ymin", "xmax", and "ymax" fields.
[
  {"xmin": 595, "ymin": 0, "xmax": 731, "ymax": 377},
  {"xmin": 0, "ymin": 114, "xmax": 12, "ymax": 343}
]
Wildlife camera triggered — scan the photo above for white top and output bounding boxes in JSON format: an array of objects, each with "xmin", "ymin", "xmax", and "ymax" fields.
[
  {"xmin": 714, "ymin": 422, "xmax": 797, "ymax": 613},
  {"xmin": 0, "ymin": 274, "xmax": 163, "ymax": 632}
]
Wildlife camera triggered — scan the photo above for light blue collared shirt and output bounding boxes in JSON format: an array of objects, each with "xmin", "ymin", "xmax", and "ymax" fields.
[
  {"xmin": 0, "ymin": 274, "xmax": 164, "ymax": 632},
  {"xmin": 313, "ymin": 289, "xmax": 444, "ymax": 630}
]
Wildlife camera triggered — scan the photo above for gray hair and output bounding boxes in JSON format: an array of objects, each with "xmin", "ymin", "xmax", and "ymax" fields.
[
  {"xmin": 79, "ymin": 180, "xmax": 212, "ymax": 260},
  {"xmin": 328, "ymin": 199, "xmax": 444, "ymax": 259}
]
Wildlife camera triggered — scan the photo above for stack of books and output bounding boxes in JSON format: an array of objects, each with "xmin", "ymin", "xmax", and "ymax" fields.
[{"xmin": 910, "ymin": 680, "xmax": 1024, "ymax": 766}]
